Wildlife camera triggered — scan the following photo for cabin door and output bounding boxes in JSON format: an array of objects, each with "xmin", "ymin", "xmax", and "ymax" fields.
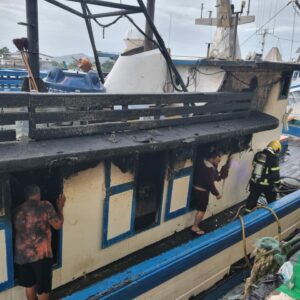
[{"xmin": 0, "ymin": 175, "xmax": 14, "ymax": 292}]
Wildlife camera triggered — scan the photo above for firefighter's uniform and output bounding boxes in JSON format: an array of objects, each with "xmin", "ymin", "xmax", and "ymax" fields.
[{"xmin": 245, "ymin": 140, "xmax": 281, "ymax": 212}]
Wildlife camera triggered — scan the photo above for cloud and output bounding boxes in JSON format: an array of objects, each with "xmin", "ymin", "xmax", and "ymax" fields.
[{"xmin": 0, "ymin": 0, "xmax": 298, "ymax": 60}]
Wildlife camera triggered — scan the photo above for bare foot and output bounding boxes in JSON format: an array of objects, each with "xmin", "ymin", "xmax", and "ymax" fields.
[{"xmin": 191, "ymin": 226, "xmax": 205, "ymax": 235}]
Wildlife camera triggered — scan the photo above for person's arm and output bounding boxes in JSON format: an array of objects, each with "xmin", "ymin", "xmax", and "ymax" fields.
[
  {"xmin": 206, "ymin": 168, "xmax": 221, "ymax": 197},
  {"xmin": 268, "ymin": 155, "xmax": 280, "ymax": 186},
  {"xmin": 217, "ymin": 154, "xmax": 232, "ymax": 181},
  {"xmin": 47, "ymin": 194, "xmax": 66, "ymax": 230}
]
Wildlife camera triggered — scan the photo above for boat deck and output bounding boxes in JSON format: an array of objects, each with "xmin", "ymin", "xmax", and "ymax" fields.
[{"xmin": 50, "ymin": 137, "xmax": 300, "ymax": 299}]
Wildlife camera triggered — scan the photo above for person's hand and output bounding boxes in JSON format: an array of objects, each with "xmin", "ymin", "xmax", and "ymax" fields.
[
  {"xmin": 56, "ymin": 194, "xmax": 66, "ymax": 210},
  {"xmin": 216, "ymin": 194, "xmax": 222, "ymax": 200}
]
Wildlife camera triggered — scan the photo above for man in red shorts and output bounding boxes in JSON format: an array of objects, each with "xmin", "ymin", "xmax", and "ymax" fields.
[
  {"xmin": 191, "ymin": 152, "xmax": 231, "ymax": 235},
  {"xmin": 14, "ymin": 184, "xmax": 66, "ymax": 300}
]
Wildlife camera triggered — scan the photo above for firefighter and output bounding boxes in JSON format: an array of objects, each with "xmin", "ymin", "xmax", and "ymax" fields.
[{"xmin": 245, "ymin": 140, "xmax": 281, "ymax": 213}]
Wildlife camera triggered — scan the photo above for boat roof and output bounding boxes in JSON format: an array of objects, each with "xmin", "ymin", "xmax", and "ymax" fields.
[{"xmin": 0, "ymin": 111, "xmax": 277, "ymax": 173}]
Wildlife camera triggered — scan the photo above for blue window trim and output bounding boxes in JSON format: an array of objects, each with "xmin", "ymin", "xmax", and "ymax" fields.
[
  {"xmin": 63, "ymin": 190, "xmax": 300, "ymax": 300},
  {"xmin": 165, "ymin": 166, "xmax": 194, "ymax": 221},
  {"xmin": 0, "ymin": 218, "xmax": 14, "ymax": 292},
  {"xmin": 102, "ymin": 160, "xmax": 136, "ymax": 248}
]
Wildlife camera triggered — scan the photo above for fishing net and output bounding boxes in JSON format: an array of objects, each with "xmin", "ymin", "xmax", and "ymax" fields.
[{"xmin": 244, "ymin": 237, "xmax": 286, "ymax": 298}]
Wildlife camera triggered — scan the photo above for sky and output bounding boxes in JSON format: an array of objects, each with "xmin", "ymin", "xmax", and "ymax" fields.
[{"xmin": 0, "ymin": 0, "xmax": 300, "ymax": 61}]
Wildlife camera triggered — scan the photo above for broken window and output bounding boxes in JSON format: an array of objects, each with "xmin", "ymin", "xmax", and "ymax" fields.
[
  {"xmin": 10, "ymin": 167, "xmax": 63, "ymax": 268},
  {"xmin": 134, "ymin": 152, "xmax": 166, "ymax": 232},
  {"xmin": 279, "ymin": 72, "xmax": 292, "ymax": 100}
]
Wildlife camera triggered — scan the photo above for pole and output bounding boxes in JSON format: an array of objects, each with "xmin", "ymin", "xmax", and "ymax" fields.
[
  {"xmin": 26, "ymin": 0, "xmax": 40, "ymax": 79},
  {"xmin": 233, "ymin": 12, "xmax": 239, "ymax": 60},
  {"xmin": 144, "ymin": 0, "xmax": 156, "ymax": 51},
  {"xmin": 247, "ymin": 0, "xmax": 251, "ymax": 16},
  {"xmin": 81, "ymin": 3, "xmax": 105, "ymax": 84},
  {"xmin": 206, "ymin": 43, "xmax": 211, "ymax": 58}
]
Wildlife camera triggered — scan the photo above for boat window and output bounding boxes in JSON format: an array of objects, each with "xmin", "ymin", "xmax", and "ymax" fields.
[
  {"xmin": 134, "ymin": 152, "xmax": 166, "ymax": 232},
  {"xmin": 10, "ymin": 167, "xmax": 63, "ymax": 269},
  {"xmin": 292, "ymin": 71, "xmax": 298, "ymax": 80},
  {"xmin": 279, "ymin": 72, "xmax": 292, "ymax": 100}
]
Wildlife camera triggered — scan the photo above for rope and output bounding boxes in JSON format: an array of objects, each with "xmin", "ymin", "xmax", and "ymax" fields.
[
  {"xmin": 230, "ymin": 72, "xmax": 281, "ymax": 88},
  {"xmin": 233, "ymin": 204, "xmax": 283, "ymax": 270},
  {"xmin": 253, "ymin": 205, "xmax": 282, "ymax": 242},
  {"xmin": 238, "ymin": 214, "xmax": 253, "ymax": 268},
  {"xmin": 85, "ymin": 5, "xmax": 124, "ymax": 39}
]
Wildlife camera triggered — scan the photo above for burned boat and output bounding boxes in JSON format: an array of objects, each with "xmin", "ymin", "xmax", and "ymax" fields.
[{"xmin": 1, "ymin": 0, "xmax": 300, "ymax": 299}]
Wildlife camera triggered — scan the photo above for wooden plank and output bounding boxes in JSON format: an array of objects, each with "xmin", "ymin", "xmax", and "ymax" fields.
[
  {"xmin": 31, "ymin": 111, "xmax": 249, "ymax": 140},
  {"xmin": 0, "ymin": 130, "xmax": 16, "ymax": 142},
  {"xmin": 30, "ymin": 92, "xmax": 253, "ymax": 108},
  {"xmin": 32, "ymin": 102, "xmax": 251, "ymax": 124},
  {"xmin": 0, "ymin": 93, "xmax": 29, "ymax": 107},
  {"xmin": 0, "ymin": 112, "xmax": 29, "ymax": 125}
]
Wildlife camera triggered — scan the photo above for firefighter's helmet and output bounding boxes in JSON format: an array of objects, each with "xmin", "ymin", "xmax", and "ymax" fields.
[{"xmin": 267, "ymin": 140, "xmax": 282, "ymax": 153}]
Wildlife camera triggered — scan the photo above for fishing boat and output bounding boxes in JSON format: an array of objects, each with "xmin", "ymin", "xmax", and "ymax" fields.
[
  {"xmin": 0, "ymin": 1, "xmax": 300, "ymax": 299},
  {"xmin": 284, "ymin": 71, "xmax": 300, "ymax": 136}
]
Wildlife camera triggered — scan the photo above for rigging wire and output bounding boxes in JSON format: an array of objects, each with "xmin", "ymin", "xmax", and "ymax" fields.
[
  {"xmin": 290, "ymin": 7, "xmax": 297, "ymax": 60},
  {"xmin": 82, "ymin": 4, "xmax": 186, "ymax": 92},
  {"xmin": 241, "ymin": 1, "xmax": 292, "ymax": 46},
  {"xmin": 272, "ymin": 0, "xmax": 279, "ymax": 33},
  {"xmin": 292, "ymin": 0, "xmax": 300, "ymax": 17},
  {"xmin": 124, "ymin": 15, "xmax": 186, "ymax": 92},
  {"xmin": 268, "ymin": 32, "xmax": 300, "ymax": 44}
]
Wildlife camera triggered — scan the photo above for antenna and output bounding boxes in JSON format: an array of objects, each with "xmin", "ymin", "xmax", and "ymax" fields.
[
  {"xmin": 201, "ymin": 3, "xmax": 204, "ymax": 19},
  {"xmin": 247, "ymin": 0, "xmax": 251, "ymax": 16}
]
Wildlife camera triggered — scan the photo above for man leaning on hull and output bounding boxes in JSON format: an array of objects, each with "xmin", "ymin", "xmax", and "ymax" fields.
[{"xmin": 14, "ymin": 185, "xmax": 66, "ymax": 300}]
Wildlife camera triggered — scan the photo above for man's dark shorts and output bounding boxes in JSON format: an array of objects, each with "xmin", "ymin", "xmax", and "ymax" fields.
[
  {"xmin": 17, "ymin": 258, "xmax": 53, "ymax": 294},
  {"xmin": 192, "ymin": 189, "xmax": 210, "ymax": 212}
]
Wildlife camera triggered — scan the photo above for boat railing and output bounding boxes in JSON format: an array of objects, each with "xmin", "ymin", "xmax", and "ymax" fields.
[
  {"xmin": 0, "ymin": 69, "xmax": 47, "ymax": 92},
  {"xmin": 0, "ymin": 91, "xmax": 253, "ymax": 142}
]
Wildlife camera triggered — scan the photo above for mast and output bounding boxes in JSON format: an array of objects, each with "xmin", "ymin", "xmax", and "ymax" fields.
[
  {"xmin": 195, "ymin": 0, "xmax": 254, "ymax": 60},
  {"xmin": 144, "ymin": 0, "xmax": 156, "ymax": 51}
]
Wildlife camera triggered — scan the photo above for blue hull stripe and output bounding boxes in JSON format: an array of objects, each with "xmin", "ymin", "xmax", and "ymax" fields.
[
  {"xmin": 64, "ymin": 190, "xmax": 300, "ymax": 300},
  {"xmin": 283, "ymin": 125, "xmax": 300, "ymax": 137}
]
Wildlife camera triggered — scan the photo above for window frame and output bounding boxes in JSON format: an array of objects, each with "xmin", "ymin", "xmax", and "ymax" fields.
[
  {"xmin": 0, "ymin": 175, "xmax": 14, "ymax": 292},
  {"xmin": 164, "ymin": 166, "xmax": 194, "ymax": 221}
]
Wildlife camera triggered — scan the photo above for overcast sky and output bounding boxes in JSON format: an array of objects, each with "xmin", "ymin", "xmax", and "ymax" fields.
[{"xmin": 1, "ymin": 0, "xmax": 300, "ymax": 60}]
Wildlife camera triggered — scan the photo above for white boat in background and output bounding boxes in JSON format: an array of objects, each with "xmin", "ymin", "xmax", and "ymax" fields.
[{"xmin": 288, "ymin": 71, "xmax": 300, "ymax": 120}]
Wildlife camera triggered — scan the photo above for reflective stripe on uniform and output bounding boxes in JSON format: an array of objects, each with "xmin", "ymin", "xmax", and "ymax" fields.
[
  {"xmin": 270, "ymin": 167, "xmax": 280, "ymax": 171},
  {"xmin": 259, "ymin": 179, "xmax": 270, "ymax": 186}
]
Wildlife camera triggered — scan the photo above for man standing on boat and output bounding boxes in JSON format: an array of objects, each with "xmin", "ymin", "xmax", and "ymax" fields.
[
  {"xmin": 14, "ymin": 185, "xmax": 66, "ymax": 300},
  {"xmin": 245, "ymin": 140, "xmax": 281, "ymax": 213},
  {"xmin": 191, "ymin": 151, "xmax": 231, "ymax": 235}
]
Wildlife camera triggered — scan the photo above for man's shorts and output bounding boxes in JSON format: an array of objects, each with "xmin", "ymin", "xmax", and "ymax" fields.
[
  {"xmin": 17, "ymin": 258, "xmax": 53, "ymax": 294},
  {"xmin": 192, "ymin": 189, "xmax": 210, "ymax": 212}
]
